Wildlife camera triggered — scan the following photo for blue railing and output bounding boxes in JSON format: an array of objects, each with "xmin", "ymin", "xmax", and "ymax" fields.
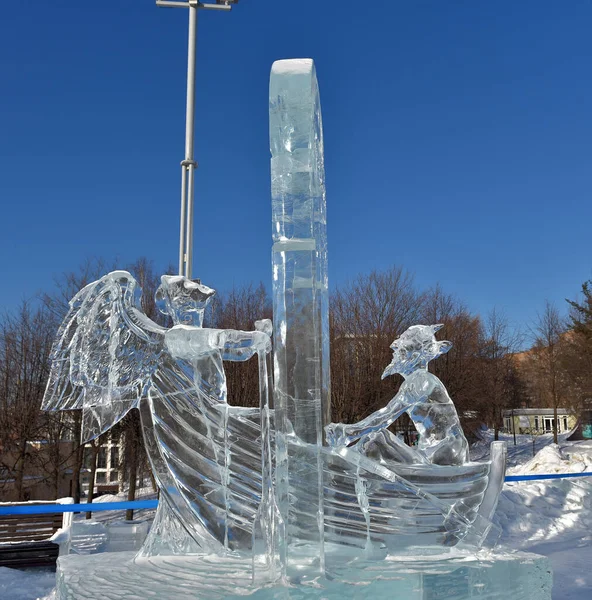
[
  {"xmin": 1, "ymin": 472, "xmax": 591, "ymax": 516},
  {"xmin": 0, "ymin": 499, "xmax": 158, "ymax": 516},
  {"xmin": 504, "ymin": 471, "xmax": 592, "ymax": 482}
]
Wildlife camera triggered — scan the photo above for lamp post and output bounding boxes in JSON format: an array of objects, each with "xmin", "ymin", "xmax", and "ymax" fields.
[{"xmin": 156, "ymin": 0, "xmax": 239, "ymax": 278}]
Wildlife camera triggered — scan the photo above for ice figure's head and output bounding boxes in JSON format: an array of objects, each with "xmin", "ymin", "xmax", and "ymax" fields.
[
  {"xmin": 382, "ymin": 324, "xmax": 452, "ymax": 378},
  {"xmin": 155, "ymin": 276, "xmax": 216, "ymax": 327}
]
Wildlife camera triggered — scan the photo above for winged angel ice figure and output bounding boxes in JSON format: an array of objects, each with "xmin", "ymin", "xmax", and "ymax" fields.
[{"xmin": 42, "ymin": 270, "xmax": 272, "ymax": 555}]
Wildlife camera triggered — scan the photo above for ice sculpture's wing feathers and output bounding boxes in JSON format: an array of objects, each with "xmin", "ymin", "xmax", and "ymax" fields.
[
  {"xmin": 42, "ymin": 271, "xmax": 165, "ymax": 440},
  {"xmin": 42, "ymin": 281, "xmax": 100, "ymax": 412}
]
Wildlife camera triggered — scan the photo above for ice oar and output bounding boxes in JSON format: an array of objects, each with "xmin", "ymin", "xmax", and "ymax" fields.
[{"xmin": 252, "ymin": 320, "xmax": 286, "ymax": 585}]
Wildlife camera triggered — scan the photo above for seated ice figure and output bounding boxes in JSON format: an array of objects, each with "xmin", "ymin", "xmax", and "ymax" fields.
[
  {"xmin": 356, "ymin": 429, "xmax": 429, "ymax": 465},
  {"xmin": 325, "ymin": 324, "xmax": 470, "ymax": 466}
]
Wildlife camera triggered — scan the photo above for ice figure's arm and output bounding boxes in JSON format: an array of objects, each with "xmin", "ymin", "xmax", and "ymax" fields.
[
  {"xmin": 165, "ymin": 325, "xmax": 271, "ymax": 363},
  {"xmin": 325, "ymin": 388, "xmax": 416, "ymax": 447},
  {"xmin": 219, "ymin": 328, "xmax": 272, "ymax": 361}
]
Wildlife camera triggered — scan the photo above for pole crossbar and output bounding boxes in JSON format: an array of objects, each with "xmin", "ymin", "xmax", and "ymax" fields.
[{"xmin": 156, "ymin": 1, "xmax": 232, "ymax": 10}]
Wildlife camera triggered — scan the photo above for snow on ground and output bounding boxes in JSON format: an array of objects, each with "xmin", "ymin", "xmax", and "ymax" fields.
[
  {"xmin": 2, "ymin": 435, "xmax": 592, "ymax": 599},
  {"xmin": 0, "ymin": 567, "xmax": 55, "ymax": 600},
  {"xmin": 473, "ymin": 431, "xmax": 592, "ymax": 600}
]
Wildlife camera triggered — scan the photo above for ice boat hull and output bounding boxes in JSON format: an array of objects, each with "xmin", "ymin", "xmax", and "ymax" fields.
[{"xmin": 144, "ymin": 374, "xmax": 505, "ymax": 554}]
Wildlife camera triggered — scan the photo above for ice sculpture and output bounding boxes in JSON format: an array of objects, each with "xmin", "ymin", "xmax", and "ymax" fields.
[
  {"xmin": 44, "ymin": 59, "xmax": 518, "ymax": 600},
  {"xmin": 43, "ymin": 271, "xmax": 275, "ymax": 556},
  {"xmin": 325, "ymin": 324, "xmax": 470, "ymax": 466},
  {"xmin": 270, "ymin": 58, "xmax": 330, "ymax": 574}
]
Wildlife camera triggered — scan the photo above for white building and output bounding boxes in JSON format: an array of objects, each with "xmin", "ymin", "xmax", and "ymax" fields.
[
  {"xmin": 502, "ymin": 408, "xmax": 577, "ymax": 435},
  {"xmin": 81, "ymin": 434, "xmax": 122, "ymax": 495}
]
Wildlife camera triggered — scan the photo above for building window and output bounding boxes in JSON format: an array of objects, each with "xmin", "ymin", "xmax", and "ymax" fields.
[
  {"xmin": 110, "ymin": 447, "xmax": 119, "ymax": 470},
  {"xmin": 97, "ymin": 447, "xmax": 107, "ymax": 469},
  {"xmin": 564, "ymin": 417, "xmax": 568, "ymax": 431},
  {"xmin": 109, "ymin": 470, "xmax": 119, "ymax": 483},
  {"xmin": 96, "ymin": 472, "xmax": 106, "ymax": 484},
  {"xmin": 534, "ymin": 417, "xmax": 539, "ymax": 431}
]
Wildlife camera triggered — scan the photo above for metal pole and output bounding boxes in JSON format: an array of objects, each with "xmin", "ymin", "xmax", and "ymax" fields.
[
  {"xmin": 158, "ymin": 1, "xmax": 234, "ymax": 276},
  {"xmin": 185, "ymin": 163, "xmax": 196, "ymax": 277},
  {"xmin": 512, "ymin": 408, "xmax": 516, "ymax": 446},
  {"xmin": 179, "ymin": 164, "xmax": 188, "ymax": 275},
  {"xmin": 179, "ymin": 4, "xmax": 198, "ymax": 278},
  {"xmin": 185, "ymin": 6, "xmax": 197, "ymax": 171}
]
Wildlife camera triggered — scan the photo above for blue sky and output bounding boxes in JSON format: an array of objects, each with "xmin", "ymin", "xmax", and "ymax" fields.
[{"xmin": 1, "ymin": 1, "xmax": 591, "ymax": 332}]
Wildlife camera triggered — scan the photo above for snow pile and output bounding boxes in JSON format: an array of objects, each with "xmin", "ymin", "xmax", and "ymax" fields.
[
  {"xmin": 0, "ymin": 567, "xmax": 55, "ymax": 600},
  {"xmin": 92, "ymin": 485, "xmax": 156, "ymax": 503},
  {"xmin": 497, "ymin": 464, "xmax": 592, "ymax": 547},
  {"xmin": 491, "ymin": 436, "xmax": 592, "ymax": 599},
  {"xmin": 510, "ymin": 443, "xmax": 592, "ymax": 476}
]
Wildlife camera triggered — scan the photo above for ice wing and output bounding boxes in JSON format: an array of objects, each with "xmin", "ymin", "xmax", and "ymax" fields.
[
  {"xmin": 42, "ymin": 281, "xmax": 94, "ymax": 412},
  {"xmin": 42, "ymin": 270, "xmax": 166, "ymax": 440}
]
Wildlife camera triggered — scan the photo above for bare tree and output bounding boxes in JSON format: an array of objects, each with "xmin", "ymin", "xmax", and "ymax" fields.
[
  {"xmin": 330, "ymin": 266, "xmax": 424, "ymax": 425},
  {"xmin": 42, "ymin": 257, "xmax": 113, "ymax": 323},
  {"xmin": 213, "ymin": 283, "xmax": 272, "ymax": 408},
  {"xmin": 36, "ymin": 256, "xmax": 170, "ymax": 507},
  {"xmin": 0, "ymin": 302, "xmax": 54, "ymax": 500},
  {"xmin": 476, "ymin": 308, "xmax": 523, "ymax": 440},
  {"xmin": 39, "ymin": 412, "xmax": 78, "ymax": 499},
  {"xmin": 41, "ymin": 258, "xmax": 117, "ymax": 503},
  {"xmin": 417, "ymin": 286, "xmax": 489, "ymax": 437},
  {"xmin": 121, "ymin": 258, "xmax": 170, "ymax": 517},
  {"xmin": 85, "ymin": 439, "xmax": 100, "ymax": 519},
  {"xmin": 526, "ymin": 301, "xmax": 567, "ymax": 444}
]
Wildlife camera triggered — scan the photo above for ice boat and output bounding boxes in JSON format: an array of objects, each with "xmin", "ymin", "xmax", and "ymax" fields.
[{"xmin": 140, "ymin": 359, "xmax": 506, "ymax": 555}]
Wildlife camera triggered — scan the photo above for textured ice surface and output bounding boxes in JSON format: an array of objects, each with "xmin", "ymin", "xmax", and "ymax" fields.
[
  {"xmin": 252, "ymin": 319, "xmax": 286, "ymax": 584},
  {"xmin": 66, "ymin": 520, "xmax": 148, "ymax": 555},
  {"xmin": 55, "ymin": 549, "xmax": 552, "ymax": 600},
  {"xmin": 156, "ymin": 275, "xmax": 215, "ymax": 327},
  {"xmin": 270, "ymin": 57, "xmax": 330, "ymax": 575},
  {"xmin": 165, "ymin": 324, "xmax": 271, "ymax": 362}
]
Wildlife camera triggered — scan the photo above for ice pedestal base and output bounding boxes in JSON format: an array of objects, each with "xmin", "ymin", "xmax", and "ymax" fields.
[{"xmin": 55, "ymin": 547, "xmax": 551, "ymax": 600}]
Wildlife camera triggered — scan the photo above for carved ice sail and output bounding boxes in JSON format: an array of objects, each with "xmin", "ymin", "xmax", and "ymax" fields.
[{"xmin": 270, "ymin": 59, "xmax": 330, "ymax": 573}]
